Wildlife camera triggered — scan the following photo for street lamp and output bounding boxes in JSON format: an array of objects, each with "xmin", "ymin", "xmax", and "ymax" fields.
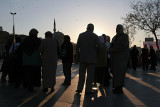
[{"xmin": 10, "ymin": 12, "xmax": 16, "ymax": 40}]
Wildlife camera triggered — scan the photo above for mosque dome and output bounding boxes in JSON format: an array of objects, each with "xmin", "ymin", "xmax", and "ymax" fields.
[{"xmin": 54, "ymin": 31, "xmax": 64, "ymax": 46}]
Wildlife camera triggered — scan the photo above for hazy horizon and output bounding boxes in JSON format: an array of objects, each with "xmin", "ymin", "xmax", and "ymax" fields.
[{"xmin": 0, "ymin": 0, "xmax": 152, "ymax": 46}]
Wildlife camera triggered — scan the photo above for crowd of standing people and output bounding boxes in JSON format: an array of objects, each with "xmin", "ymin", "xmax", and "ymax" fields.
[
  {"xmin": 130, "ymin": 44, "xmax": 157, "ymax": 71},
  {"xmin": 0, "ymin": 23, "xmax": 159, "ymax": 96}
]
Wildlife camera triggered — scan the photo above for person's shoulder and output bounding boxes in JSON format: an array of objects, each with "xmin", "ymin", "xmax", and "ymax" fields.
[
  {"xmin": 92, "ymin": 32, "xmax": 98, "ymax": 36},
  {"xmin": 69, "ymin": 42, "xmax": 73, "ymax": 45},
  {"xmin": 23, "ymin": 36, "xmax": 29, "ymax": 40},
  {"xmin": 122, "ymin": 33, "xmax": 128, "ymax": 37},
  {"xmin": 79, "ymin": 31, "xmax": 86, "ymax": 36}
]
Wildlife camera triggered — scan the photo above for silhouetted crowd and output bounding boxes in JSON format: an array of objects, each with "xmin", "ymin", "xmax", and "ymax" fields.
[
  {"xmin": 0, "ymin": 23, "xmax": 159, "ymax": 95},
  {"xmin": 130, "ymin": 44, "xmax": 158, "ymax": 71}
]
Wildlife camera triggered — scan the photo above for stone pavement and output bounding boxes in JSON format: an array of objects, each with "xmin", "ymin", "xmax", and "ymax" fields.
[{"xmin": 0, "ymin": 60, "xmax": 160, "ymax": 107}]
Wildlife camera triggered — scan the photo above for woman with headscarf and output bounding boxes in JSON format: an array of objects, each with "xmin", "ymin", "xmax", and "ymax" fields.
[
  {"xmin": 21, "ymin": 28, "xmax": 42, "ymax": 92},
  {"xmin": 110, "ymin": 24, "xmax": 129, "ymax": 94},
  {"xmin": 61, "ymin": 35, "xmax": 73, "ymax": 86},
  {"xmin": 40, "ymin": 31, "xmax": 59, "ymax": 92}
]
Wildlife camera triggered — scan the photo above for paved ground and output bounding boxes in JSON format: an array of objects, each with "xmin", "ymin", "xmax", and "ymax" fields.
[{"xmin": 0, "ymin": 60, "xmax": 160, "ymax": 107}]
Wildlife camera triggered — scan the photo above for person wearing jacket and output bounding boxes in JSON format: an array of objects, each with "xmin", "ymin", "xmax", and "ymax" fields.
[
  {"xmin": 61, "ymin": 35, "xmax": 73, "ymax": 86},
  {"xmin": 76, "ymin": 23, "xmax": 100, "ymax": 95},
  {"xmin": 21, "ymin": 28, "xmax": 42, "ymax": 92}
]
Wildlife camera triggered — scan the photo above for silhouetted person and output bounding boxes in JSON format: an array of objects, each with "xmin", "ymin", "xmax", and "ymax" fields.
[
  {"xmin": 9, "ymin": 37, "xmax": 22, "ymax": 87},
  {"xmin": 130, "ymin": 45, "xmax": 139, "ymax": 70},
  {"xmin": 0, "ymin": 37, "xmax": 13, "ymax": 82},
  {"xmin": 61, "ymin": 35, "xmax": 73, "ymax": 86},
  {"xmin": 141, "ymin": 44, "xmax": 149, "ymax": 71},
  {"xmin": 103, "ymin": 35, "xmax": 112, "ymax": 86},
  {"xmin": 76, "ymin": 23, "xmax": 100, "ymax": 95},
  {"xmin": 93, "ymin": 36, "xmax": 107, "ymax": 87},
  {"xmin": 110, "ymin": 24, "xmax": 129, "ymax": 94},
  {"xmin": 21, "ymin": 28, "xmax": 42, "ymax": 92},
  {"xmin": 40, "ymin": 31, "xmax": 59, "ymax": 92},
  {"xmin": 149, "ymin": 46, "xmax": 156, "ymax": 70}
]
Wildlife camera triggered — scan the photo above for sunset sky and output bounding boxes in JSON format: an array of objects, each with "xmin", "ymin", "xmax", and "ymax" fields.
[{"xmin": 0, "ymin": 0, "xmax": 150, "ymax": 47}]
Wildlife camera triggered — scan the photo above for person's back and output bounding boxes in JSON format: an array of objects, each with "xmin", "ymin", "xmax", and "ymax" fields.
[
  {"xmin": 141, "ymin": 48, "xmax": 149, "ymax": 59},
  {"xmin": 76, "ymin": 23, "xmax": 100, "ymax": 95},
  {"xmin": 131, "ymin": 46, "xmax": 139, "ymax": 58},
  {"xmin": 141, "ymin": 44, "xmax": 149, "ymax": 71},
  {"xmin": 61, "ymin": 35, "xmax": 73, "ymax": 63},
  {"xmin": 77, "ymin": 30, "xmax": 99, "ymax": 63},
  {"xmin": 40, "ymin": 31, "xmax": 58, "ymax": 92},
  {"xmin": 149, "ymin": 46, "xmax": 156, "ymax": 70},
  {"xmin": 22, "ymin": 28, "xmax": 42, "ymax": 92},
  {"xmin": 150, "ymin": 48, "xmax": 156, "ymax": 58},
  {"xmin": 41, "ymin": 38, "xmax": 58, "ymax": 61}
]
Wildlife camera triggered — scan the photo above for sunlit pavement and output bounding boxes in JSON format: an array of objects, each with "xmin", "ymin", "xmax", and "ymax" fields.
[{"xmin": 0, "ymin": 60, "xmax": 160, "ymax": 107}]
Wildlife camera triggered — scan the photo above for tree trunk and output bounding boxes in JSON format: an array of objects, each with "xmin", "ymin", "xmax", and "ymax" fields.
[{"xmin": 153, "ymin": 32, "xmax": 160, "ymax": 51}]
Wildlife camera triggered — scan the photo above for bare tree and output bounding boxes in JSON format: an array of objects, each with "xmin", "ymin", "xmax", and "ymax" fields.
[
  {"xmin": 123, "ymin": 0, "xmax": 160, "ymax": 50},
  {"xmin": 123, "ymin": 22, "xmax": 136, "ymax": 47}
]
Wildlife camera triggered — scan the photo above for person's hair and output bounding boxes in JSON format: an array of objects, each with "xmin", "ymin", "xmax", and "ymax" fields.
[
  {"xmin": 87, "ymin": 23, "xmax": 94, "ymax": 31},
  {"xmin": 16, "ymin": 37, "xmax": 21, "ymax": 43},
  {"xmin": 45, "ymin": 31, "xmax": 53, "ymax": 38},
  {"xmin": 116, "ymin": 24, "xmax": 124, "ymax": 33},
  {"xmin": 29, "ymin": 28, "xmax": 38, "ymax": 37},
  {"xmin": 150, "ymin": 45, "xmax": 153, "ymax": 49},
  {"xmin": 64, "ymin": 35, "xmax": 70, "ymax": 42},
  {"xmin": 102, "ymin": 34, "xmax": 106, "ymax": 38}
]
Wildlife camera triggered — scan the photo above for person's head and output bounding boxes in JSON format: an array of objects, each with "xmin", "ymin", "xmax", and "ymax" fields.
[
  {"xmin": 102, "ymin": 34, "xmax": 107, "ymax": 42},
  {"xmin": 133, "ymin": 45, "xmax": 136, "ymax": 48},
  {"xmin": 29, "ymin": 28, "xmax": 38, "ymax": 37},
  {"xmin": 144, "ymin": 44, "xmax": 147, "ymax": 48},
  {"xmin": 16, "ymin": 37, "xmax": 21, "ymax": 43},
  {"xmin": 45, "ymin": 31, "xmax": 53, "ymax": 38},
  {"xmin": 116, "ymin": 24, "xmax": 124, "ymax": 34},
  {"xmin": 63, "ymin": 35, "xmax": 70, "ymax": 42},
  {"xmin": 105, "ymin": 36, "xmax": 110, "ymax": 42},
  {"xmin": 150, "ymin": 45, "xmax": 153, "ymax": 49},
  {"xmin": 102, "ymin": 34, "xmax": 110, "ymax": 43},
  {"xmin": 86, "ymin": 23, "xmax": 94, "ymax": 32}
]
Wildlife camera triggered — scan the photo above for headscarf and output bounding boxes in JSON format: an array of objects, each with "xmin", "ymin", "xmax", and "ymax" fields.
[
  {"xmin": 116, "ymin": 24, "xmax": 124, "ymax": 34},
  {"xmin": 22, "ymin": 28, "xmax": 41, "ymax": 56},
  {"xmin": 64, "ymin": 35, "xmax": 70, "ymax": 43}
]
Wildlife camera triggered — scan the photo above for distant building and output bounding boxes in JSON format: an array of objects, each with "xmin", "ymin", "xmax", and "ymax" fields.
[
  {"xmin": 143, "ymin": 37, "xmax": 160, "ymax": 50},
  {"xmin": 54, "ymin": 31, "xmax": 64, "ymax": 46},
  {"xmin": 0, "ymin": 28, "xmax": 10, "ymax": 58},
  {"xmin": 0, "ymin": 26, "xmax": 2, "ymax": 31},
  {"xmin": 53, "ymin": 19, "xmax": 64, "ymax": 47}
]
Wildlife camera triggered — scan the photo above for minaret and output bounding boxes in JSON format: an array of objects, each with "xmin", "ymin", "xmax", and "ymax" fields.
[{"xmin": 53, "ymin": 18, "xmax": 56, "ymax": 34}]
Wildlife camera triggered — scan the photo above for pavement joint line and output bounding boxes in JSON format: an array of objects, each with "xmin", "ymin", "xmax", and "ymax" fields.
[{"xmin": 126, "ymin": 73, "xmax": 160, "ymax": 93}]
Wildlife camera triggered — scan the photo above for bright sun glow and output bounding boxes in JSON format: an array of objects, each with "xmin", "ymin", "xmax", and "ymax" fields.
[{"xmin": 94, "ymin": 30, "xmax": 103, "ymax": 36}]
